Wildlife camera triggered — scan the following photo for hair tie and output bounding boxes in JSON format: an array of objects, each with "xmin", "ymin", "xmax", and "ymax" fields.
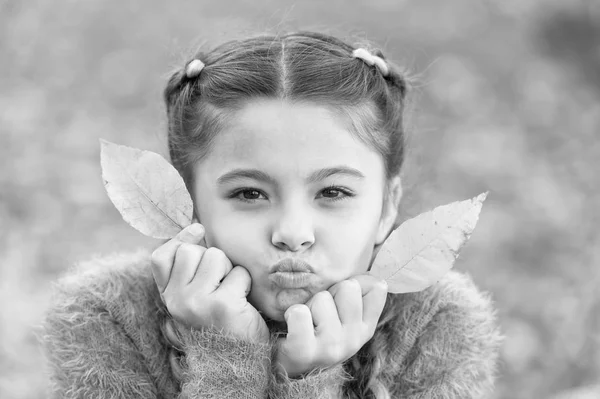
[
  {"xmin": 185, "ymin": 59, "xmax": 205, "ymax": 78},
  {"xmin": 352, "ymin": 48, "xmax": 389, "ymax": 77}
]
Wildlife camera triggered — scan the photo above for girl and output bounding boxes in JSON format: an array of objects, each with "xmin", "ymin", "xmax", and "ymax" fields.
[{"xmin": 42, "ymin": 31, "xmax": 502, "ymax": 398}]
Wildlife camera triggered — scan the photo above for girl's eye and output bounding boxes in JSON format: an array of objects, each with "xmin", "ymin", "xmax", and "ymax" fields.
[
  {"xmin": 231, "ymin": 188, "xmax": 266, "ymax": 203},
  {"xmin": 322, "ymin": 188, "xmax": 342, "ymax": 198},
  {"xmin": 319, "ymin": 186, "xmax": 354, "ymax": 201},
  {"xmin": 241, "ymin": 190, "xmax": 261, "ymax": 200}
]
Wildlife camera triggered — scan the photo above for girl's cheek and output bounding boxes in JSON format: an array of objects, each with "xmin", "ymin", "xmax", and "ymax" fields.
[
  {"xmin": 209, "ymin": 217, "xmax": 263, "ymax": 265},
  {"xmin": 329, "ymin": 219, "xmax": 378, "ymax": 274}
]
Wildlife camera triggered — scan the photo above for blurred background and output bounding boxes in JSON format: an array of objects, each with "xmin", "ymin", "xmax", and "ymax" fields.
[{"xmin": 1, "ymin": 0, "xmax": 599, "ymax": 398}]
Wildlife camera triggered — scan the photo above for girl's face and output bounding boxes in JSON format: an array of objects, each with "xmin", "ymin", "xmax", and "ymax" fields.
[{"xmin": 192, "ymin": 99, "xmax": 400, "ymax": 321}]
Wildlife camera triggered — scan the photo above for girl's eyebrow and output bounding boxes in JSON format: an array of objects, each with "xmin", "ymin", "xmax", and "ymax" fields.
[
  {"xmin": 216, "ymin": 166, "xmax": 365, "ymax": 185},
  {"xmin": 217, "ymin": 169, "xmax": 276, "ymax": 185},
  {"xmin": 307, "ymin": 166, "xmax": 365, "ymax": 183}
]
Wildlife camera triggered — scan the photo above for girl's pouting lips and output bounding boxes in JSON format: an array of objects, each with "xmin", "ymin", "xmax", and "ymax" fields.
[
  {"xmin": 269, "ymin": 258, "xmax": 320, "ymax": 310},
  {"xmin": 270, "ymin": 272, "xmax": 316, "ymax": 289}
]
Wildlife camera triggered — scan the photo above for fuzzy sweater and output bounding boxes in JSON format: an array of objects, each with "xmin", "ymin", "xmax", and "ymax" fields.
[{"xmin": 41, "ymin": 249, "xmax": 503, "ymax": 398}]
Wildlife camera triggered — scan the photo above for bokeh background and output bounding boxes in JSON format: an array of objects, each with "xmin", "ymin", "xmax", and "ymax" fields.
[{"xmin": 1, "ymin": 0, "xmax": 599, "ymax": 398}]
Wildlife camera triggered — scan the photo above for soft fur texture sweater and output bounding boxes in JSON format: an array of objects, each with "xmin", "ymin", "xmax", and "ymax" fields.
[{"xmin": 41, "ymin": 249, "xmax": 503, "ymax": 398}]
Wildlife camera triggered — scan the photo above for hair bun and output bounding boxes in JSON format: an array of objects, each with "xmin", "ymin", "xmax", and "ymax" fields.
[
  {"xmin": 186, "ymin": 59, "xmax": 205, "ymax": 78},
  {"xmin": 352, "ymin": 48, "xmax": 389, "ymax": 77}
]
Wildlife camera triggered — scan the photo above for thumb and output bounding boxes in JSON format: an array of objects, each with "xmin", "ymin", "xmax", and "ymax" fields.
[
  {"xmin": 177, "ymin": 223, "xmax": 206, "ymax": 245},
  {"xmin": 191, "ymin": 214, "xmax": 208, "ymax": 247}
]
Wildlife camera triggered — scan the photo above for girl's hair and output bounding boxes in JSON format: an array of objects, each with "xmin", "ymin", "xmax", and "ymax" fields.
[
  {"xmin": 164, "ymin": 31, "xmax": 410, "ymax": 191},
  {"xmin": 162, "ymin": 31, "xmax": 411, "ymax": 398}
]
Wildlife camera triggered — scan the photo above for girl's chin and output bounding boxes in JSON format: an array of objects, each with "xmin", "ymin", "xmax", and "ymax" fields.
[{"xmin": 275, "ymin": 288, "xmax": 313, "ymax": 309}]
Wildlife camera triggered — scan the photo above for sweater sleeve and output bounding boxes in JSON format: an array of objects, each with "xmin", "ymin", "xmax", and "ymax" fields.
[
  {"xmin": 392, "ymin": 271, "xmax": 503, "ymax": 399},
  {"xmin": 174, "ymin": 322, "xmax": 348, "ymax": 399},
  {"xmin": 268, "ymin": 363, "xmax": 350, "ymax": 399},
  {"xmin": 42, "ymin": 283, "xmax": 162, "ymax": 398},
  {"xmin": 41, "ymin": 250, "xmax": 272, "ymax": 399},
  {"xmin": 174, "ymin": 324, "xmax": 271, "ymax": 399}
]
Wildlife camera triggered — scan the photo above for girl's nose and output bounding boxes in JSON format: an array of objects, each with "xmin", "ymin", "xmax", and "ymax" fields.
[{"xmin": 271, "ymin": 204, "xmax": 315, "ymax": 252}]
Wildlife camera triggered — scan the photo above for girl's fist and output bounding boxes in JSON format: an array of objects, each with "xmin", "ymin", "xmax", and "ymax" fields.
[
  {"xmin": 276, "ymin": 275, "xmax": 388, "ymax": 377},
  {"xmin": 151, "ymin": 223, "xmax": 269, "ymax": 343}
]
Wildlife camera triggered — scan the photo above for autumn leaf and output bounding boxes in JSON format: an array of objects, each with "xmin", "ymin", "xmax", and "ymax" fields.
[
  {"xmin": 100, "ymin": 139, "xmax": 193, "ymax": 239},
  {"xmin": 370, "ymin": 192, "xmax": 488, "ymax": 293}
]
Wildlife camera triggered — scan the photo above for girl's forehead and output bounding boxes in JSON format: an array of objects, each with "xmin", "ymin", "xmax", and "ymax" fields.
[
  {"xmin": 195, "ymin": 99, "xmax": 385, "ymax": 180},
  {"xmin": 214, "ymin": 100, "xmax": 376, "ymax": 158}
]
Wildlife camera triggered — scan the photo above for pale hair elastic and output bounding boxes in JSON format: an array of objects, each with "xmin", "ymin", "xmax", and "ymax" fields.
[
  {"xmin": 185, "ymin": 59, "xmax": 205, "ymax": 78},
  {"xmin": 352, "ymin": 48, "xmax": 389, "ymax": 77}
]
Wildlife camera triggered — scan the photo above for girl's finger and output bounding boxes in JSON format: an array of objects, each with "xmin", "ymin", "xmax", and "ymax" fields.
[
  {"xmin": 151, "ymin": 223, "xmax": 205, "ymax": 292},
  {"xmin": 214, "ymin": 264, "xmax": 251, "ymax": 298},
  {"xmin": 177, "ymin": 223, "xmax": 206, "ymax": 245},
  {"xmin": 307, "ymin": 291, "xmax": 340, "ymax": 333},
  {"xmin": 353, "ymin": 275, "xmax": 388, "ymax": 326},
  {"xmin": 191, "ymin": 215, "xmax": 208, "ymax": 247},
  {"xmin": 329, "ymin": 279, "xmax": 363, "ymax": 325},
  {"xmin": 163, "ymin": 318, "xmax": 183, "ymax": 350},
  {"xmin": 168, "ymin": 350, "xmax": 184, "ymax": 380},
  {"xmin": 190, "ymin": 248, "xmax": 235, "ymax": 293},
  {"xmin": 169, "ymin": 243, "xmax": 206, "ymax": 289},
  {"xmin": 284, "ymin": 304, "xmax": 315, "ymax": 341}
]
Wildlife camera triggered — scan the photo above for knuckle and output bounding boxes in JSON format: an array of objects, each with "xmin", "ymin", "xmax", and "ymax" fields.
[
  {"xmin": 150, "ymin": 248, "xmax": 168, "ymax": 267},
  {"xmin": 205, "ymin": 247, "xmax": 232, "ymax": 266},
  {"xmin": 177, "ymin": 243, "xmax": 205, "ymax": 266},
  {"xmin": 202, "ymin": 247, "xmax": 221, "ymax": 264},
  {"xmin": 349, "ymin": 278, "xmax": 363, "ymax": 290},
  {"xmin": 230, "ymin": 266, "xmax": 250, "ymax": 286},
  {"xmin": 369, "ymin": 277, "xmax": 388, "ymax": 294},
  {"xmin": 204, "ymin": 247, "xmax": 219, "ymax": 258},
  {"xmin": 375, "ymin": 279, "xmax": 388, "ymax": 291},
  {"xmin": 294, "ymin": 303, "xmax": 310, "ymax": 314},
  {"xmin": 177, "ymin": 242, "xmax": 194, "ymax": 256},
  {"xmin": 286, "ymin": 303, "xmax": 309, "ymax": 322},
  {"xmin": 230, "ymin": 265, "xmax": 247, "ymax": 277},
  {"xmin": 203, "ymin": 246, "xmax": 221, "ymax": 259},
  {"xmin": 313, "ymin": 290, "xmax": 333, "ymax": 304},
  {"xmin": 181, "ymin": 223, "xmax": 204, "ymax": 240},
  {"xmin": 341, "ymin": 279, "xmax": 359, "ymax": 289},
  {"xmin": 339, "ymin": 279, "xmax": 361, "ymax": 294}
]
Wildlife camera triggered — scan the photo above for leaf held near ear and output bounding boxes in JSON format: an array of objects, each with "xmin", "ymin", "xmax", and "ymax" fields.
[
  {"xmin": 370, "ymin": 192, "xmax": 488, "ymax": 294},
  {"xmin": 100, "ymin": 139, "xmax": 193, "ymax": 239}
]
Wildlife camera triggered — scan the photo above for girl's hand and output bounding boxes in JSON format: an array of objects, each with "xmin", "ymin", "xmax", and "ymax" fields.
[
  {"xmin": 275, "ymin": 275, "xmax": 388, "ymax": 377},
  {"xmin": 151, "ymin": 223, "xmax": 269, "ymax": 343}
]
